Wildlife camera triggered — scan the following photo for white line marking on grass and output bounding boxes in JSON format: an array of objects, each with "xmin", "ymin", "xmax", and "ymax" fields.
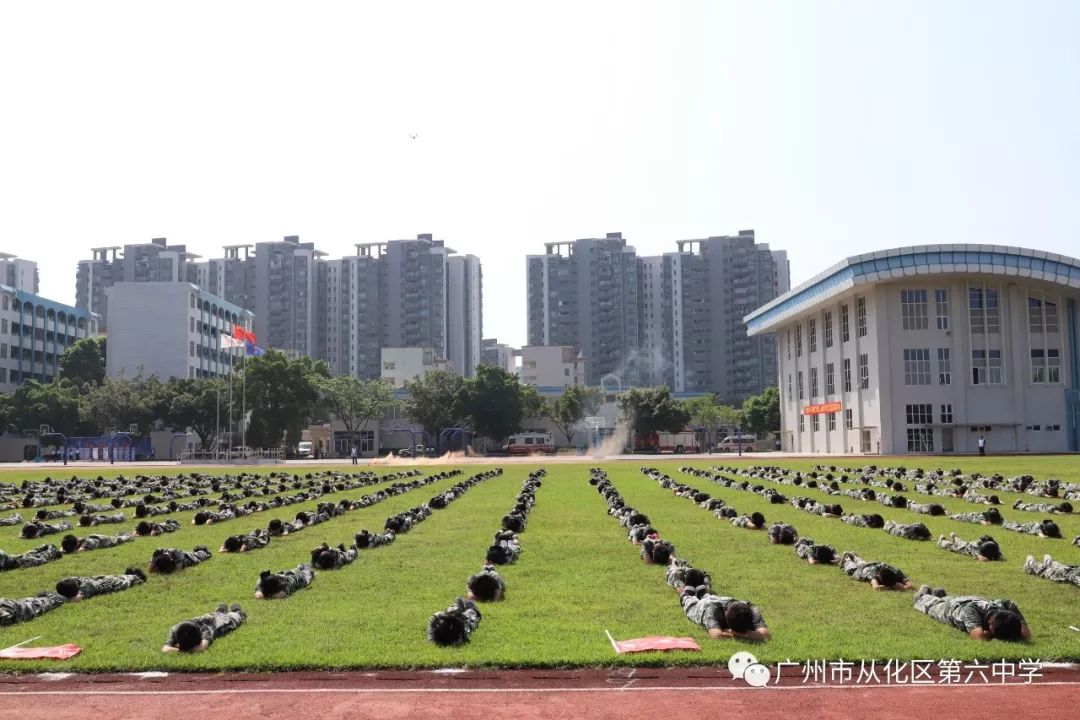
[
  {"xmin": 128, "ymin": 672, "xmax": 169, "ymax": 679},
  {"xmin": 34, "ymin": 674, "xmax": 73, "ymax": 682},
  {"xmin": 429, "ymin": 669, "xmax": 469, "ymax": 674},
  {"xmin": 3, "ymin": 682, "xmax": 1080, "ymax": 696}
]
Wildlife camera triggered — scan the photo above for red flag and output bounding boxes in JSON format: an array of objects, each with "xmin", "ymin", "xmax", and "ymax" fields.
[
  {"xmin": 607, "ymin": 634, "xmax": 701, "ymax": 654},
  {"xmin": 0, "ymin": 644, "xmax": 81, "ymax": 660},
  {"xmin": 233, "ymin": 326, "xmax": 255, "ymax": 343}
]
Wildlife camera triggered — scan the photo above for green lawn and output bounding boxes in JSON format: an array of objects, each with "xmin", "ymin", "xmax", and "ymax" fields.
[{"xmin": 0, "ymin": 457, "xmax": 1076, "ymax": 671}]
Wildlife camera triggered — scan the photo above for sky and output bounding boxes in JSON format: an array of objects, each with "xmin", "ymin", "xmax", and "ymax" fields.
[{"xmin": 2, "ymin": 1, "xmax": 1078, "ymax": 348}]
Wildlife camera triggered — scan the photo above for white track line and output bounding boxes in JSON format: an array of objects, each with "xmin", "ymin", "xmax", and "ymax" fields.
[{"xmin": 1, "ymin": 682, "xmax": 1079, "ymax": 696}]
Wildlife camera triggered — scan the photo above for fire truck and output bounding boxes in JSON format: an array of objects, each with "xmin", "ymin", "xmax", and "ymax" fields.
[
  {"xmin": 504, "ymin": 432, "xmax": 557, "ymax": 455},
  {"xmin": 631, "ymin": 430, "xmax": 701, "ymax": 454}
]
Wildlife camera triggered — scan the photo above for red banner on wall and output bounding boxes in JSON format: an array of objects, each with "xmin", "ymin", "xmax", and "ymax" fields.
[{"xmin": 803, "ymin": 401, "xmax": 842, "ymax": 415}]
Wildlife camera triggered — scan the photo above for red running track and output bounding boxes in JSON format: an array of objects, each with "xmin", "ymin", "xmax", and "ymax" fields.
[{"xmin": 0, "ymin": 667, "xmax": 1077, "ymax": 720}]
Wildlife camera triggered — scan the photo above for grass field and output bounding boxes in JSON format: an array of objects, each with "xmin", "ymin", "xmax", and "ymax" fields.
[{"xmin": 0, "ymin": 456, "xmax": 1077, "ymax": 671}]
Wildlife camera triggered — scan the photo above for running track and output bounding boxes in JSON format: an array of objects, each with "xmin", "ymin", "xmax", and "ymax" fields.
[{"xmin": 1, "ymin": 667, "xmax": 1076, "ymax": 720}]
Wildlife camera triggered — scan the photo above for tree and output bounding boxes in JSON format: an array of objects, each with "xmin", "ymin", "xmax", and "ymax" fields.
[
  {"xmin": 402, "ymin": 369, "xmax": 467, "ymax": 442},
  {"xmin": 685, "ymin": 393, "xmax": 742, "ymax": 448},
  {"xmin": 2, "ymin": 380, "xmax": 90, "ymax": 437},
  {"xmin": 163, "ymin": 377, "xmax": 227, "ymax": 449},
  {"xmin": 79, "ymin": 375, "xmax": 169, "ymax": 437},
  {"xmin": 549, "ymin": 385, "xmax": 602, "ymax": 445},
  {"xmin": 242, "ymin": 351, "xmax": 330, "ymax": 448},
  {"xmin": 741, "ymin": 386, "xmax": 781, "ymax": 437},
  {"xmin": 460, "ymin": 365, "xmax": 532, "ymax": 445},
  {"xmin": 616, "ymin": 386, "xmax": 690, "ymax": 437},
  {"xmin": 57, "ymin": 337, "xmax": 106, "ymax": 388},
  {"xmin": 319, "ymin": 376, "xmax": 395, "ymax": 443}
]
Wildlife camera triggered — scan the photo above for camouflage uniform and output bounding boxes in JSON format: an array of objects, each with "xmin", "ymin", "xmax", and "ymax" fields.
[
  {"xmin": 950, "ymin": 511, "xmax": 992, "ymax": 524},
  {"xmin": 67, "ymin": 571, "xmax": 146, "ymax": 600},
  {"xmin": 77, "ymin": 533, "xmax": 135, "ymax": 552},
  {"xmin": 239, "ymin": 529, "xmax": 269, "ymax": 551},
  {"xmin": 0, "ymin": 544, "xmax": 63, "ymax": 570},
  {"xmin": 355, "ymin": 529, "xmax": 395, "ymax": 548},
  {"xmin": 0, "ymin": 592, "xmax": 66, "ymax": 626},
  {"xmin": 794, "ymin": 537, "xmax": 836, "ymax": 561},
  {"xmin": 767, "ymin": 522, "xmax": 798, "ymax": 542},
  {"xmin": 312, "ymin": 544, "xmax": 357, "ymax": 569},
  {"xmin": 256, "ymin": 563, "xmax": 315, "ymax": 598},
  {"xmin": 82, "ymin": 513, "xmax": 126, "ymax": 526},
  {"xmin": 153, "ymin": 546, "xmax": 212, "ymax": 571},
  {"xmin": 1002, "ymin": 520, "xmax": 1047, "ymax": 536},
  {"xmin": 840, "ymin": 552, "xmax": 908, "ymax": 584},
  {"xmin": 907, "ymin": 502, "xmax": 944, "ymax": 515},
  {"xmin": 1012, "ymin": 501, "xmax": 1064, "ymax": 514},
  {"xmin": 1024, "ymin": 556, "xmax": 1080, "ymax": 588},
  {"xmin": 913, "ymin": 592, "xmax": 1025, "ymax": 635},
  {"xmin": 937, "ymin": 535, "xmax": 996, "ymax": 560},
  {"xmin": 0, "ymin": 513, "xmax": 22, "ymax": 526},
  {"xmin": 23, "ymin": 521, "xmax": 72, "ymax": 536},
  {"xmin": 427, "ymin": 597, "xmax": 481, "ymax": 644},
  {"xmin": 1074, "ymin": 535, "xmax": 1080, "ymax": 547},
  {"xmin": 841, "ymin": 514, "xmax": 876, "ymax": 527},
  {"xmin": 142, "ymin": 519, "xmax": 181, "ymax": 535},
  {"xmin": 164, "ymin": 604, "xmax": 246, "ymax": 650},
  {"xmin": 730, "ymin": 515, "xmax": 758, "ymax": 528},
  {"xmin": 884, "ymin": 520, "xmax": 931, "ymax": 540},
  {"xmin": 468, "ymin": 565, "xmax": 506, "ymax": 596},
  {"xmin": 680, "ymin": 592, "xmax": 767, "ymax": 633}
]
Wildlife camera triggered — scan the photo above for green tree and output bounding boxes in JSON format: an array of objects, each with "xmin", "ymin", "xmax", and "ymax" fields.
[
  {"xmin": 79, "ymin": 375, "xmax": 169, "ymax": 437},
  {"xmin": 741, "ymin": 386, "xmax": 781, "ymax": 437},
  {"xmin": 57, "ymin": 337, "xmax": 106, "ymax": 388},
  {"xmin": 616, "ymin": 386, "xmax": 691, "ymax": 437},
  {"xmin": 241, "ymin": 351, "xmax": 330, "ymax": 448},
  {"xmin": 460, "ymin": 365, "xmax": 532, "ymax": 445},
  {"xmin": 684, "ymin": 393, "xmax": 742, "ymax": 448},
  {"xmin": 3, "ymin": 380, "xmax": 89, "ymax": 437},
  {"xmin": 402, "ymin": 369, "xmax": 467, "ymax": 442},
  {"xmin": 319, "ymin": 375, "xmax": 395, "ymax": 442},
  {"xmin": 163, "ymin": 377, "xmax": 227, "ymax": 449},
  {"xmin": 549, "ymin": 385, "xmax": 602, "ymax": 444}
]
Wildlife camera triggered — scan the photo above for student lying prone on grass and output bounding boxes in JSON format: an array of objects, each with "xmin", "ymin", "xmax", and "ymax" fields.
[
  {"xmin": 162, "ymin": 603, "xmax": 246, "ymax": 653},
  {"xmin": 679, "ymin": 584, "xmax": 770, "ymax": 641}
]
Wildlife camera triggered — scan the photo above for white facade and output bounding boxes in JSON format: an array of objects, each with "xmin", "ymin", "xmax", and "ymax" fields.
[
  {"xmin": 446, "ymin": 254, "xmax": 483, "ymax": 378},
  {"xmin": 518, "ymin": 345, "xmax": 586, "ymax": 388},
  {"xmin": 380, "ymin": 347, "xmax": 454, "ymax": 388},
  {"xmin": 746, "ymin": 245, "xmax": 1080, "ymax": 454},
  {"xmin": 0, "ymin": 255, "xmax": 39, "ymax": 294},
  {"xmin": 0, "ymin": 286, "xmax": 98, "ymax": 393},
  {"xmin": 106, "ymin": 282, "xmax": 254, "ymax": 381},
  {"xmin": 481, "ymin": 338, "xmax": 516, "ymax": 373}
]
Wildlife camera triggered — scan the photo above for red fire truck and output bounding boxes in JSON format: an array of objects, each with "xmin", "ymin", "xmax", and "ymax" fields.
[{"xmin": 631, "ymin": 430, "xmax": 701, "ymax": 454}]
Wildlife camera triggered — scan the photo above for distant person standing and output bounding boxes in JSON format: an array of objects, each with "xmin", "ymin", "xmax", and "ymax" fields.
[
  {"xmin": 978, "ymin": 435, "xmax": 986, "ymax": 456},
  {"xmin": 351, "ymin": 445, "xmax": 359, "ymax": 465}
]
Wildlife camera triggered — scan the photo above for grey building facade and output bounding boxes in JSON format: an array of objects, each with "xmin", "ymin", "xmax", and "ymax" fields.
[{"xmin": 526, "ymin": 232, "xmax": 641, "ymax": 386}]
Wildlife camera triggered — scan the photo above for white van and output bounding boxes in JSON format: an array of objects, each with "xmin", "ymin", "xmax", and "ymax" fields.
[
  {"xmin": 715, "ymin": 435, "xmax": 758, "ymax": 452},
  {"xmin": 296, "ymin": 441, "xmax": 313, "ymax": 458}
]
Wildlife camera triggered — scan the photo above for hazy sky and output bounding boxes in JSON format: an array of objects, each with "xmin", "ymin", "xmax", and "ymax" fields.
[{"xmin": 3, "ymin": 1, "xmax": 1078, "ymax": 348}]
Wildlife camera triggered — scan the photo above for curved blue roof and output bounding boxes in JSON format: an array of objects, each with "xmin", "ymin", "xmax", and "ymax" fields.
[{"xmin": 744, "ymin": 244, "xmax": 1080, "ymax": 335}]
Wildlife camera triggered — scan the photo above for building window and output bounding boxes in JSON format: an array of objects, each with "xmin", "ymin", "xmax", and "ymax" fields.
[
  {"xmin": 797, "ymin": 371, "xmax": 804, "ymax": 400},
  {"xmin": 1028, "ymin": 297, "xmax": 1043, "ymax": 334},
  {"xmin": 787, "ymin": 374, "xmax": 793, "ymax": 402},
  {"xmin": 841, "ymin": 304, "xmax": 850, "ymax": 342},
  {"xmin": 988, "ymin": 349, "xmax": 1003, "ymax": 384},
  {"xmin": 937, "ymin": 348, "xmax": 951, "ymax": 385},
  {"xmin": 827, "ymin": 413, "xmax": 836, "ymax": 431},
  {"xmin": 798, "ymin": 415, "xmax": 804, "ymax": 433},
  {"xmin": 906, "ymin": 428, "xmax": 934, "ymax": 452},
  {"xmin": 811, "ymin": 414, "xmax": 820, "ymax": 432},
  {"xmin": 935, "ymin": 289, "xmax": 949, "ymax": 330},
  {"xmin": 825, "ymin": 362, "xmax": 835, "ymax": 395},
  {"xmin": 905, "ymin": 403, "xmax": 933, "ymax": 426},
  {"xmin": 901, "ymin": 289, "xmax": 929, "ymax": 330},
  {"xmin": 796, "ymin": 325, "xmax": 803, "ymax": 357},
  {"xmin": 189, "ymin": 342, "xmax": 195, "ymax": 358},
  {"xmin": 844, "ymin": 409, "xmax": 853, "ymax": 429},
  {"xmin": 824, "ymin": 311, "xmax": 833, "ymax": 348},
  {"xmin": 940, "ymin": 404, "xmax": 953, "ymax": 424},
  {"xmin": 786, "ymin": 329, "xmax": 791, "ymax": 360},
  {"xmin": 972, "ymin": 349, "xmax": 986, "ymax": 384},
  {"xmin": 1046, "ymin": 301, "xmax": 1059, "ymax": 333},
  {"xmin": 856, "ymin": 297, "xmax": 867, "ymax": 337},
  {"xmin": 970, "ymin": 285, "xmax": 1000, "ymax": 334},
  {"xmin": 903, "ymin": 348, "xmax": 931, "ymax": 385},
  {"xmin": 808, "ymin": 319, "xmax": 817, "ymax": 353},
  {"xmin": 1048, "ymin": 349, "xmax": 1061, "ymax": 383},
  {"xmin": 842, "ymin": 359, "xmax": 852, "ymax": 392},
  {"xmin": 858, "ymin": 354, "xmax": 869, "ymax": 389},
  {"xmin": 810, "ymin": 367, "xmax": 819, "ymax": 398},
  {"xmin": 1032, "ymin": 349, "xmax": 1046, "ymax": 383}
]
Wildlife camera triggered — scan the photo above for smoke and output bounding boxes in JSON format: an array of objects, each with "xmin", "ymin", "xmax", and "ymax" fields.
[
  {"xmin": 594, "ymin": 419, "xmax": 629, "ymax": 458},
  {"xmin": 369, "ymin": 449, "xmax": 475, "ymax": 467}
]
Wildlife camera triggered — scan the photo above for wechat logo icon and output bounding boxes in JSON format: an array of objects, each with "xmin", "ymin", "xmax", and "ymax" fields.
[{"xmin": 728, "ymin": 652, "xmax": 771, "ymax": 687}]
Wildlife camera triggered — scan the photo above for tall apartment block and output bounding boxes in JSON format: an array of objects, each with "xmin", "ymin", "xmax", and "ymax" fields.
[
  {"xmin": 640, "ymin": 230, "xmax": 790, "ymax": 402},
  {"xmin": 190, "ymin": 245, "xmax": 256, "ymax": 310},
  {"xmin": 75, "ymin": 238, "xmax": 197, "ymax": 330},
  {"xmin": 0, "ymin": 254, "xmax": 39, "ymax": 294},
  {"xmin": 251, "ymin": 236, "xmax": 323, "ymax": 358},
  {"xmin": 320, "ymin": 235, "xmax": 481, "ymax": 379},
  {"xmin": 526, "ymin": 232, "xmax": 641, "ymax": 386}
]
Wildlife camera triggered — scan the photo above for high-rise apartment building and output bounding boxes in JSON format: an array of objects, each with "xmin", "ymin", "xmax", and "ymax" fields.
[
  {"xmin": 446, "ymin": 254, "xmax": 482, "ymax": 377},
  {"xmin": 0, "ymin": 254, "xmax": 39, "ymax": 294},
  {"xmin": 75, "ymin": 238, "xmax": 197, "ymax": 330},
  {"xmin": 251, "ymin": 236, "xmax": 323, "ymax": 358},
  {"xmin": 639, "ymin": 230, "xmax": 790, "ymax": 402},
  {"xmin": 526, "ymin": 232, "xmax": 641, "ymax": 386},
  {"xmin": 480, "ymin": 338, "xmax": 516, "ymax": 374}
]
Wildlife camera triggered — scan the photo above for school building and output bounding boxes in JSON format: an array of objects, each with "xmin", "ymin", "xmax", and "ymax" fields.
[{"xmin": 744, "ymin": 245, "xmax": 1080, "ymax": 454}]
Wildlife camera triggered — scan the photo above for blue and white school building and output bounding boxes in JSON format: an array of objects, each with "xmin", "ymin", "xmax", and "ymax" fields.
[{"xmin": 745, "ymin": 245, "xmax": 1080, "ymax": 454}]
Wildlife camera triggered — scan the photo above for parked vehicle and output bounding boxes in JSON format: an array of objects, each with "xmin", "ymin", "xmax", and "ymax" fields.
[
  {"xmin": 631, "ymin": 430, "xmax": 701, "ymax": 454},
  {"xmin": 296, "ymin": 441, "xmax": 313, "ymax": 458},
  {"xmin": 504, "ymin": 432, "xmax": 556, "ymax": 455},
  {"xmin": 397, "ymin": 445, "xmax": 434, "ymax": 458},
  {"xmin": 715, "ymin": 435, "xmax": 758, "ymax": 452}
]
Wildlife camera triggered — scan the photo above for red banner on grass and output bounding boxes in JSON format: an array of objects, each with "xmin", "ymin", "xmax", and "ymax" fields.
[
  {"xmin": 0, "ymin": 644, "xmax": 81, "ymax": 660},
  {"xmin": 609, "ymin": 635, "xmax": 701, "ymax": 654}
]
